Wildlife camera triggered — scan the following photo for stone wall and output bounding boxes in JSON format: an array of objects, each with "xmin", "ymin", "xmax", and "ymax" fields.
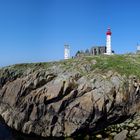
[{"xmin": 75, "ymin": 46, "xmax": 106, "ymax": 57}]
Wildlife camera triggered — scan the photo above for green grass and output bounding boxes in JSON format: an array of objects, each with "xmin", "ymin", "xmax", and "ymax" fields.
[
  {"xmin": 0, "ymin": 62, "xmax": 52, "ymax": 79},
  {"xmin": 85, "ymin": 54, "xmax": 140, "ymax": 77},
  {"xmin": 1, "ymin": 54, "xmax": 140, "ymax": 78}
]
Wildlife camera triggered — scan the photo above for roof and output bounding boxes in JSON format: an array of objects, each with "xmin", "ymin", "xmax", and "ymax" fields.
[{"xmin": 106, "ymin": 28, "xmax": 112, "ymax": 35}]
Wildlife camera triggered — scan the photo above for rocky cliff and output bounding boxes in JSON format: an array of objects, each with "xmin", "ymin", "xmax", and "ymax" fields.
[{"xmin": 0, "ymin": 55, "xmax": 140, "ymax": 139}]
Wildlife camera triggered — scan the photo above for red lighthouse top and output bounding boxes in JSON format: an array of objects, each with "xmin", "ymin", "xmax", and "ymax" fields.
[{"xmin": 106, "ymin": 28, "xmax": 112, "ymax": 35}]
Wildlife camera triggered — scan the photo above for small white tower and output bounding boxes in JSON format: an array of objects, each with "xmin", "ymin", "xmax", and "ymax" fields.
[
  {"xmin": 64, "ymin": 44, "xmax": 70, "ymax": 59},
  {"xmin": 136, "ymin": 43, "xmax": 140, "ymax": 54},
  {"xmin": 106, "ymin": 28, "xmax": 112, "ymax": 55}
]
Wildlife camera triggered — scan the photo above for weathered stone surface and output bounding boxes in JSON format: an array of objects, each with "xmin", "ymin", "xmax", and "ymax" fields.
[
  {"xmin": 95, "ymin": 134, "xmax": 102, "ymax": 139},
  {"xmin": 128, "ymin": 123, "xmax": 135, "ymax": 128},
  {"xmin": 134, "ymin": 129, "xmax": 140, "ymax": 140},
  {"xmin": 110, "ymin": 132, "xmax": 117, "ymax": 137},
  {"xmin": 129, "ymin": 130, "xmax": 135, "ymax": 136},
  {"xmin": 0, "ymin": 61, "xmax": 140, "ymax": 138},
  {"xmin": 114, "ymin": 130, "xmax": 128, "ymax": 140}
]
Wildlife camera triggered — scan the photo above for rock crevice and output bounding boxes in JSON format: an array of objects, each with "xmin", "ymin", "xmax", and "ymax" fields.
[{"xmin": 0, "ymin": 65, "xmax": 140, "ymax": 138}]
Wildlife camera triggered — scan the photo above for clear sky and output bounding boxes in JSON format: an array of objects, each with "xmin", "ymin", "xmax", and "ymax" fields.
[{"xmin": 0, "ymin": 0, "xmax": 140, "ymax": 66}]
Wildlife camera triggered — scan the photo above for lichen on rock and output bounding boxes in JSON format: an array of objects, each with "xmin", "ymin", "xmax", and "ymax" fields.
[{"xmin": 0, "ymin": 55, "xmax": 140, "ymax": 138}]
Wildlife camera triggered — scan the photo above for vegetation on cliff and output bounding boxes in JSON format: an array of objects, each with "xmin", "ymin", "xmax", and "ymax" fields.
[
  {"xmin": 1, "ymin": 54, "xmax": 140, "ymax": 77},
  {"xmin": 0, "ymin": 54, "xmax": 140, "ymax": 140}
]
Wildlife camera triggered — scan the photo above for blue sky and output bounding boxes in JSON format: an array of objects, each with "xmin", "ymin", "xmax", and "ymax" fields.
[{"xmin": 0, "ymin": 0, "xmax": 140, "ymax": 66}]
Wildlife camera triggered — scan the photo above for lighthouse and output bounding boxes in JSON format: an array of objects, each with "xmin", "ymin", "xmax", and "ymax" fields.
[
  {"xmin": 64, "ymin": 44, "xmax": 70, "ymax": 59},
  {"xmin": 106, "ymin": 28, "xmax": 112, "ymax": 55}
]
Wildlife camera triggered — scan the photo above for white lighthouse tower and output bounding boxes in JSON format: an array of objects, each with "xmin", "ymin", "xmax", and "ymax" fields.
[
  {"xmin": 64, "ymin": 44, "xmax": 70, "ymax": 59},
  {"xmin": 106, "ymin": 28, "xmax": 112, "ymax": 55}
]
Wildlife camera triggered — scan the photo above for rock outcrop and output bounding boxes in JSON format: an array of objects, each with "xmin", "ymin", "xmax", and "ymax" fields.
[{"xmin": 0, "ymin": 55, "xmax": 140, "ymax": 138}]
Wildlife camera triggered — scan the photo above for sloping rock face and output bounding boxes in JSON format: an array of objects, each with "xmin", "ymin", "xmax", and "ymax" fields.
[{"xmin": 0, "ymin": 63, "xmax": 140, "ymax": 138}]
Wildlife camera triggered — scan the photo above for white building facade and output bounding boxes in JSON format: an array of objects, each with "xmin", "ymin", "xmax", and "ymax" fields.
[{"xmin": 64, "ymin": 45, "xmax": 70, "ymax": 59}]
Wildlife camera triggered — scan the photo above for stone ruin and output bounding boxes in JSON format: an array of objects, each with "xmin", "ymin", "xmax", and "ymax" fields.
[{"xmin": 75, "ymin": 46, "xmax": 106, "ymax": 57}]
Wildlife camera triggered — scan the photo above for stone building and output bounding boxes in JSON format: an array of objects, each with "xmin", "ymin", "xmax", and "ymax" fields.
[
  {"xmin": 90, "ymin": 46, "xmax": 106, "ymax": 55},
  {"xmin": 75, "ymin": 46, "xmax": 106, "ymax": 57}
]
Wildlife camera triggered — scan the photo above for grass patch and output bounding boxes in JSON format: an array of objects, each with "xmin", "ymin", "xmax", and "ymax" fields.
[
  {"xmin": 87, "ymin": 54, "xmax": 140, "ymax": 77},
  {"xmin": 1, "ymin": 54, "xmax": 140, "ymax": 78}
]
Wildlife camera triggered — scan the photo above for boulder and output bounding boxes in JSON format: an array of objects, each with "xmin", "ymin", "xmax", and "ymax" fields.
[
  {"xmin": 134, "ymin": 129, "xmax": 140, "ymax": 140},
  {"xmin": 114, "ymin": 130, "xmax": 128, "ymax": 140},
  {"xmin": 0, "ymin": 61, "xmax": 139, "ymax": 138}
]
